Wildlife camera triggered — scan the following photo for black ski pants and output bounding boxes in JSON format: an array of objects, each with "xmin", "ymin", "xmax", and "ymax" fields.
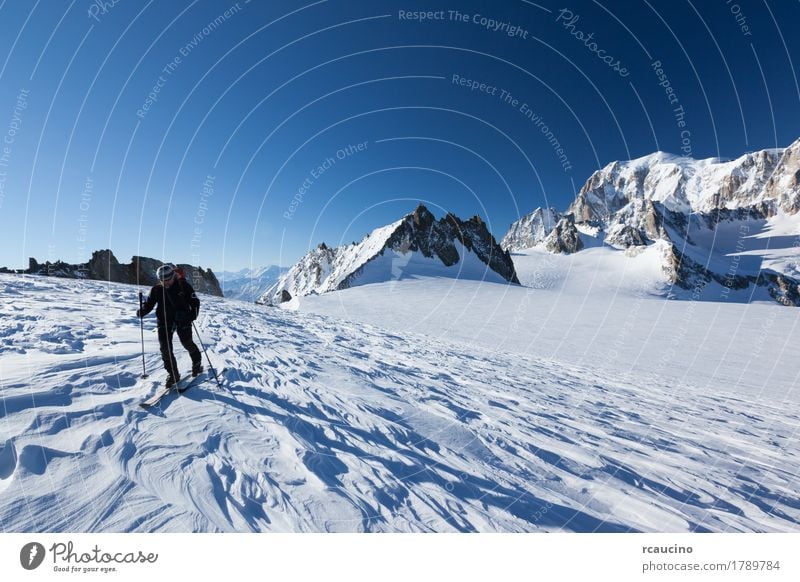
[{"xmin": 158, "ymin": 321, "xmax": 201, "ymax": 378}]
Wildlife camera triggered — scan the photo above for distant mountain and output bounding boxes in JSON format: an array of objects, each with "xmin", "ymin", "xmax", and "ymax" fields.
[
  {"xmin": 501, "ymin": 207, "xmax": 561, "ymax": 252},
  {"xmin": 218, "ymin": 266, "xmax": 287, "ymax": 302},
  {"xmin": 502, "ymin": 139, "xmax": 800, "ymax": 306},
  {"xmin": 258, "ymin": 204, "xmax": 518, "ymax": 305},
  {"xmin": 2, "ymin": 249, "xmax": 223, "ymax": 296}
]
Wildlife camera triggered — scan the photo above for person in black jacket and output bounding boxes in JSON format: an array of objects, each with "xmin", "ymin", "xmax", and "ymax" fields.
[{"xmin": 137, "ymin": 263, "xmax": 203, "ymax": 387}]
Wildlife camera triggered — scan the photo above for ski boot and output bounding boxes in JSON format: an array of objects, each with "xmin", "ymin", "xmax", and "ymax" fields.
[{"xmin": 191, "ymin": 362, "xmax": 204, "ymax": 377}]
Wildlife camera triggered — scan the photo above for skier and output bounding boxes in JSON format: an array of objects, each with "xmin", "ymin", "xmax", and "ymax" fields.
[{"xmin": 137, "ymin": 263, "xmax": 203, "ymax": 387}]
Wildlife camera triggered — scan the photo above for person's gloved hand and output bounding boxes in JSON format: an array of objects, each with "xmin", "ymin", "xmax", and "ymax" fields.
[{"xmin": 136, "ymin": 309, "xmax": 143, "ymax": 318}]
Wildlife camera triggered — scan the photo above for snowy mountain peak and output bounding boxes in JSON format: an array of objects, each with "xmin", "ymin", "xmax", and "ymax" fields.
[
  {"xmin": 624, "ymin": 150, "xmax": 687, "ymax": 169},
  {"xmin": 501, "ymin": 207, "xmax": 562, "ymax": 252},
  {"xmin": 502, "ymin": 139, "xmax": 800, "ymax": 306},
  {"xmin": 568, "ymin": 142, "xmax": 797, "ymax": 222},
  {"xmin": 258, "ymin": 205, "xmax": 518, "ymax": 305}
]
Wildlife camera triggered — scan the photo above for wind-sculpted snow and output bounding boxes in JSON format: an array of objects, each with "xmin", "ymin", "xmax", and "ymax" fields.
[{"xmin": 1, "ymin": 275, "xmax": 798, "ymax": 532}]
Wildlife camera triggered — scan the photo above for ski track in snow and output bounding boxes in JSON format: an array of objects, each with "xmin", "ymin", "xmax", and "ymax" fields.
[{"xmin": 0, "ymin": 274, "xmax": 799, "ymax": 532}]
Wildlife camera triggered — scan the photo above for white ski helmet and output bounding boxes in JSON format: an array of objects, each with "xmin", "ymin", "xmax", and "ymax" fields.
[{"xmin": 156, "ymin": 263, "xmax": 177, "ymax": 281}]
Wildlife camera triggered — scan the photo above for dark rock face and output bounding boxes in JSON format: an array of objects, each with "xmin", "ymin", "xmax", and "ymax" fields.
[
  {"xmin": 662, "ymin": 243, "xmax": 800, "ymax": 306},
  {"xmin": 759, "ymin": 272, "xmax": 800, "ymax": 307},
  {"xmin": 544, "ymin": 214, "xmax": 584, "ymax": 254},
  {"xmin": 382, "ymin": 204, "xmax": 519, "ymax": 284},
  {"xmin": 21, "ymin": 249, "xmax": 223, "ymax": 296},
  {"xmin": 763, "ymin": 139, "xmax": 800, "ymax": 213},
  {"xmin": 698, "ymin": 202, "xmax": 777, "ymax": 229},
  {"xmin": 608, "ymin": 225, "xmax": 648, "ymax": 247},
  {"xmin": 642, "ymin": 200, "xmax": 670, "ymax": 240},
  {"xmin": 88, "ymin": 249, "xmax": 129, "ymax": 283},
  {"xmin": 568, "ymin": 162, "xmax": 632, "ymax": 222}
]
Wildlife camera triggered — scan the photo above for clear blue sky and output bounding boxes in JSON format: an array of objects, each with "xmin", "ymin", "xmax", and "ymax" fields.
[{"xmin": 1, "ymin": 0, "xmax": 798, "ymax": 271}]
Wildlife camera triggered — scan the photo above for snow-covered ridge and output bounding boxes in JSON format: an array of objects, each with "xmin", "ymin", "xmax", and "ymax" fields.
[
  {"xmin": 258, "ymin": 205, "xmax": 518, "ymax": 305},
  {"xmin": 569, "ymin": 139, "xmax": 800, "ymax": 220}
]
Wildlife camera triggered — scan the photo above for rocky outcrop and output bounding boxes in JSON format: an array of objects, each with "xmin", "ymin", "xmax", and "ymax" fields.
[
  {"xmin": 697, "ymin": 201, "xmax": 776, "ymax": 229},
  {"xmin": 605, "ymin": 199, "xmax": 671, "ymax": 248},
  {"xmin": 763, "ymin": 138, "xmax": 800, "ymax": 214},
  {"xmin": 543, "ymin": 214, "xmax": 584, "ymax": 254},
  {"xmin": 21, "ymin": 249, "xmax": 223, "ymax": 296},
  {"xmin": 606, "ymin": 224, "xmax": 648, "ymax": 248},
  {"xmin": 660, "ymin": 243, "xmax": 800, "ymax": 306},
  {"xmin": 762, "ymin": 272, "xmax": 800, "ymax": 306}
]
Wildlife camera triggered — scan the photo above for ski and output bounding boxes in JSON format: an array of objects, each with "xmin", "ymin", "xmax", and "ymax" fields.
[
  {"xmin": 140, "ymin": 368, "xmax": 224, "ymax": 408},
  {"xmin": 176, "ymin": 367, "xmax": 225, "ymax": 394},
  {"xmin": 140, "ymin": 383, "xmax": 177, "ymax": 408}
]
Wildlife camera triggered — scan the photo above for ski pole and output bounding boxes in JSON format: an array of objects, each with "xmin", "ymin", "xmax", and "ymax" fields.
[
  {"xmin": 192, "ymin": 321, "xmax": 223, "ymax": 390},
  {"xmin": 138, "ymin": 292, "xmax": 148, "ymax": 378}
]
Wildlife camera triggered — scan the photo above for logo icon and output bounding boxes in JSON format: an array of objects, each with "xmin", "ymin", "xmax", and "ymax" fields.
[{"xmin": 20, "ymin": 542, "xmax": 46, "ymax": 570}]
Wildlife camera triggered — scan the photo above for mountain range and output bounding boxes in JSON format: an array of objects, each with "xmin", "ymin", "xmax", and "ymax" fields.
[
  {"xmin": 4, "ymin": 141, "xmax": 798, "ymax": 307},
  {"xmin": 258, "ymin": 138, "xmax": 799, "ymax": 307},
  {"xmin": 502, "ymin": 138, "xmax": 800, "ymax": 306},
  {"xmin": 218, "ymin": 266, "xmax": 287, "ymax": 301}
]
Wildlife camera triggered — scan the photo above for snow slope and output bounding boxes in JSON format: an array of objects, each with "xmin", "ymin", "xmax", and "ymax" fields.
[
  {"xmin": 1, "ymin": 274, "xmax": 798, "ymax": 532},
  {"xmin": 299, "ymin": 247, "xmax": 799, "ymax": 401}
]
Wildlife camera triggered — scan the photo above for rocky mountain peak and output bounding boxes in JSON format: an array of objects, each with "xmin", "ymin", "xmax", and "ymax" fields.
[
  {"xmin": 410, "ymin": 203, "xmax": 436, "ymax": 228},
  {"xmin": 501, "ymin": 207, "xmax": 562, "ymax": 252},
  {"xmin": 258, "ymin": 206, "xmax": 519, "ymax": 304},
  {"xmin": 544, "ymin": 214, "xmax": 584, "ymax": 254}
]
